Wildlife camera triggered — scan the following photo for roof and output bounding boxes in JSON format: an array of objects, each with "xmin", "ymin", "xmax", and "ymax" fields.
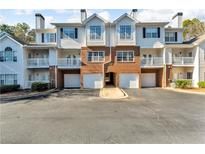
[
  {"xmin": 51, "ymin": 23, "xmax": 83, "ymax": 27},
  {"xmin": 83, "ymin": 13, "xmax": 109, "ymax": 24},
  {"xmin": 136, "ymin": 22, "xmax": 169, "ymax": 26},
  {"xmin": 113, "ymin": 13, "xmax": 139, "ymax": 24},
  {"xmin": 0, "ymin": 32, "xmax": 26, "ymax": 45},
  {"xmin": 165, "ymin": 27, "xmax": 184, "ymax": 31},
  {"xmin": 191, "ymin": 34, "xmax": 205, "ymax": 45}
]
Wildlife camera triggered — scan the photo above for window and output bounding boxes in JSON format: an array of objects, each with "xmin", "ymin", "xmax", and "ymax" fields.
[
  {"xmin": 187, "ymin": 72, "xmax": 193, "ymax": 79},
  {"xmin": 46, "ymin": 33, "xmax": 56, "ymax": 42},
  {"xmin": 87, "ymin": 51, "xmax": 105, "ymax": 62},
  {"xmin": 62, "ymin": 28, "xmax": 78, "ymax": 39},
  {"xmin": 165, "ymin": 32, "xmax": 176, "ymax": 42},
  {"xmin": 117, "ymin": 51, "xmax": 134, "ymax": 62},
  {"xmin": 120, "ymin": 25, "xmax": 131, "ymax": 39},
  {"xmin": 0, "ymin": 74, "xmax": 17, "ymax": 86},
  {"xmin": 145, "ymin": 28, "xmax": 158, "ymax": 38},
  {"xmin": 90, "ymin": 26, "xmax": 102, "ymax": 40},
  {"xmin": 0, "ymin": 47, "xmax": 17, "ymax": 62}
]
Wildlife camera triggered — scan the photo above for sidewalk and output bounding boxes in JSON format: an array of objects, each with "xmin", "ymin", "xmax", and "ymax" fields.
[
  {"xmin": 165, "ymin": 87, "xmax": 205, "ymax": 95},
  {"xmin": 100, "ymin": 87, "xmax": 128, "ymax": 99}
]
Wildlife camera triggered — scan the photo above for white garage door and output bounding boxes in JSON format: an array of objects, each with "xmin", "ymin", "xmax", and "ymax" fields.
[
  {"xmin": 83, "ymin": 74, "xmax": 103, "ymax": 89},
  {"xmin": 64, "ymin": 74, "xmax": 80, "ymax": 88},
  {"xmin": 141, "ymin": 73, "xmax": 156, "ymax": 87},
  {"xmin": 119, "ymin": 73, "xmax": 139, "ymax": 88}
]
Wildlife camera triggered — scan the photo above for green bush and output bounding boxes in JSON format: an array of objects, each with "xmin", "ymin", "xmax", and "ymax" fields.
[
  {"xmin": 31, "ymin": 82, "xmax": 49, "ymax": 92},
  {"xmin": 175, "ymin": 80, "xmax": 192, "ymax": 89},
  {"xmin": 0, "ymin": 84, "xmax": 20, "ymax": 93},
  {"xmin": 198, "ymin": 81, "xmax": 205, "ymax": 88}
]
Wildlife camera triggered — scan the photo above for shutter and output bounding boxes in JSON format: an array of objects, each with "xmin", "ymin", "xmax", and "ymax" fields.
[
  {"xmin": 175, "ymin": 32, "xmax": 178, "ymax": 42},
  {"xmin": 143, "ymin": 27, "xmax": 146, "ymax": 38},
  {"xmin": 75, "ymin": 28, "xmax": 78, "ymax": 39},
  {"xmin": 41, "ymin": 33, "xmax": 44, "ymax": 43},
  {"xmin": 60, "ymin": 28, "xmax": 63, "ymax": 39},
  {"xmin": 157, "ymin": 27, "xmax": 160, "ymax": 38}
]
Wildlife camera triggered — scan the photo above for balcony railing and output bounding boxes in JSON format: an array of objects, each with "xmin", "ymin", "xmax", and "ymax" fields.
[
  {"xmin": 58, "ymin": 58, "xmax": 81, "ymax": 68},
  {"xmin": 25, "ymin": 80, "xmax": 49, "ymax": 88},
  {"xmin": 172, "ymin": 57, "xmax": 194, "ymax": 65},
  {"xmin": 141, "ymin": 57, "xmax": 163, "ymax": 67},
  {"xmin": 27, "ymin": 58, "xmax": 49, "ymax": 68}
]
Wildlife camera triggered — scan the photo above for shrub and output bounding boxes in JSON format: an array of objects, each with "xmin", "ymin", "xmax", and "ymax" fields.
[
  {"xmin": 31, "ymin": 82, "xmax": 49, "ymax": 92},
  {"xmin": 198, "ymin": 81, "xmax": 205, "ymax": 88},
  {"xmin": 0, "ymin": 84, "xmax": 20, "ymax": 93},
  {"xmin": 175, "ymin": 80, "xmax": 192, "ymax": 89}
]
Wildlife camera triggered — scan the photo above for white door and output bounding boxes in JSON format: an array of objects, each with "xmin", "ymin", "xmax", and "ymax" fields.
[
  {"xmin": 64, "ymin": 74, "xmax": 80, "ymax": 88},
  {"xmin": 119, "ymin": 73, "xmax": 139, "ymax": 88},
  {"xmin": 83, "ymin": 74, "xmax": 103, "ymax": 89},
  {"xmin": 141, "ymin": 73, "xmax": 156, "ymax": 87}
]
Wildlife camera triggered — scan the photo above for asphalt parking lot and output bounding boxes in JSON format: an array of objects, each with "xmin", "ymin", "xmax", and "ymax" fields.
[{"xmin": 0, "ymin": 88, "xmax": 205, "ymax": 143}]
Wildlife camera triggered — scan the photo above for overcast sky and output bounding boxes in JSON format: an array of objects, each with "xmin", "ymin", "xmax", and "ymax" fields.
[{"xmin": 0, "ymin": 9, "xmax": 205, "ymax": 29}]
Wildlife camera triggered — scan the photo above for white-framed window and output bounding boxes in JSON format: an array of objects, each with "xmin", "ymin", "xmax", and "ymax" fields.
[
  {"xmin": 120, "ymin": 25, "xmax": 131, "ymax": 39},
  {"xmin": 90, "ymin": 26, "xmax": 102, "ymax": 40},
  {"xmin": 87, "ymin": 51, "xmax": 105, "ymax": 62},
  {"xmin": 61, "ymin": 28, "xmax": 78, "ymax": 39},
  {"xmin": 0, "ymin": 74, "xmax": 17, "ymax": 86},
  {"xmin": 146, "ymin": 28, "xmax": 158, "ymax": 38},
  {"xmin": 46, "ymin": 33, "xmax": 56, "ymax": 42},
  {"xmin": 0, "ymin": 47, "xmax": 17, "ymax": 62},
  {"xmin": 165, "ymin": 32, "xmax": 176, "ymax": 42},
  {"xmin": 117, "ymin": 51, "xmax": 134, "ymax": 62}
]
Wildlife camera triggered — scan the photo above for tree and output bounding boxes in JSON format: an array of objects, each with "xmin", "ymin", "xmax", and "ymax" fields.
[
  {"xmin": 0, "ymin": 24, "xmax": 15, "ymax": 36},
  {"xmin": 0, "ymin": 23, "xmax": 35, "ymax": 43},
  {"xmin": 183, "ymin": 18, "xmax": 205, "ymax": 40}
]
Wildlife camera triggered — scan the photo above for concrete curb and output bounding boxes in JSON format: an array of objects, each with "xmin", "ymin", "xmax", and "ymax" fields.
[
  {"xmin": 99, "ymin": 88, "xmax": 128, "ymax": 99},
  {"xmin": 164, "ymin": 88, "xmax": 205, "ymax": 95},
  {"xmin": 0, "ymin": 89, "xmax": 57, "ymax": 103}
]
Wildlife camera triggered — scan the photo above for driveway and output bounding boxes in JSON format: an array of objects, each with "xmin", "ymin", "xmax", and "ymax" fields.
[{"xmin": 0, "ymin": 88, "xmax": 205, "ymax": 143}]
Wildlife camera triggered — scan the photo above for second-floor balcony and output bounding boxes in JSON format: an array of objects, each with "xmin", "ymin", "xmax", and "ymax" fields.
[
  {"xmin": 141, "ymin": 57, "xmax": 164, "ymax": 67},
  {"xmin": 27, "ymin": 58, "xmax": 49, "ymax": 68},
  {"xmin": 172, "ymin": 57, "xmax": 194, "ymax": 66},
  {"xmin": 57, "ymin": 58, "xmax": 81, "ymax": 68}
]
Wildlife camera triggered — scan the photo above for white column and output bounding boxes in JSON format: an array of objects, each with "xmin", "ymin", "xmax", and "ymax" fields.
[{"xmin": 192, "ymin": 46, "xmax": 199, "ymax": 87}]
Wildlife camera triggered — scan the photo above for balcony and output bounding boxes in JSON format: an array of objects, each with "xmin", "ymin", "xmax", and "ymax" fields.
[
  {"xmin": 27, "ymin": 58, "xmax": 49, "ymax": 68},
  {"xmin": 141, "ymin": 57, "xmax": 163, "ymax": 67},
  {"xmin": 57, "ymin": 58, "xmax": 81, "ymax": 68},
  {"xmin": 172, "ymin": 57, "xmax": 194, "ymax": 66}
]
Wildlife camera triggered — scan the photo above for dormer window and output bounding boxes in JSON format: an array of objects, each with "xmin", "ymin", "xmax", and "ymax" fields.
[
  {"xmin": 46, "ymin": 33, "xmax": 56, "ymax": 42},
  {"xmin": 165, "ymin": 32, "xmax": 177, "ymax": 42},
  {"xmin": 120, "ymin": 25, "xmax": 131, "ymax": 39},
  {"xmin": 90, "ymin": 26, "xmax": 102, "ymax": 40}
]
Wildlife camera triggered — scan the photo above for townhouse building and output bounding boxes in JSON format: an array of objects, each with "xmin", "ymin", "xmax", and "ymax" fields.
[{"xmin": 0, "ymin": 10, "xmax": 205, "ymax": 89}]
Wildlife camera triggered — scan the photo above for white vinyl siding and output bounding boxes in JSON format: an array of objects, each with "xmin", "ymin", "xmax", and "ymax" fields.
[
  {"xmin": 0, "ymin": 74, "xmax": 17, "ymax": 85},
  {"xmin": 90, "ymin": 26, "xmax": 102, "ymax": 40},
  {"xmin": 117, "ymin": 51, "xmax": 134, "ymax": 62}
]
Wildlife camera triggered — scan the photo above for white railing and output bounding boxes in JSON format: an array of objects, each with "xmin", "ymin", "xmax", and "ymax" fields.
[
  {"xmin": 58, "ymin": 58, "xmax": 81, "ymax": 68},
  {"xmin": 141, "ymin": 57, "xmax": 163, "ymax": 66},
  {"xmin": 27, "ymin": 58, "xmax": 49, "ymax": 68},
  {"xmin": 172, "ymin": 57, "xmax": 194, "ymax": 65},
  {"xmin": 25, "ymin": 80, "xmax": 49, "ymax": 88}
]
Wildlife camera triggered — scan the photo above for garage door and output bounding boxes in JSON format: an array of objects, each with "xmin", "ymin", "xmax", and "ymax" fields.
[
  {"xmin": 83, "ymin": 74, "xmax": 103, "ymax": 89},
  {"xmin": 141, "ymin": 73, "xmax": 156, "ymax": 87},
  {"xmin": 64, "ymin": 74, "xmax": 80, "ymax": 88},
  {"xmin": 119, "ymin": 73, "xmax": 139, "ymax": 88}
]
